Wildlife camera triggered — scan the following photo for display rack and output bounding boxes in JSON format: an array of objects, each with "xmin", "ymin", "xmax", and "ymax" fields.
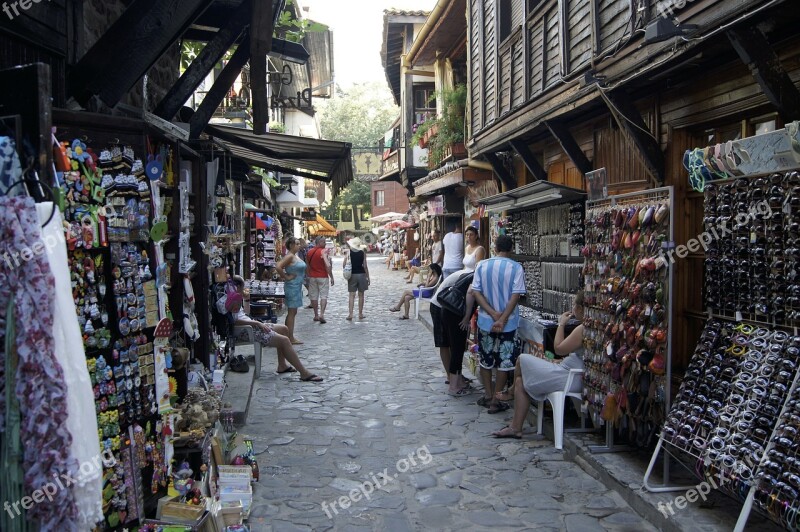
[{"xmin": 582, "ymin": 187, "xmax": 674, "ymax": 464}]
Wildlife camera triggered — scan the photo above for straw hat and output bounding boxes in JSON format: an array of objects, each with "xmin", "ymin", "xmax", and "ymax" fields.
[{"xmin": 347, "ymin": 237, "xmax": 366, "ymax": 250}]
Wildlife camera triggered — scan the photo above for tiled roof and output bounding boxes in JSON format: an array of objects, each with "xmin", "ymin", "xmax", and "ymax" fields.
[{"xmin": 383, "ymin": 9, "xmax": 430, "ymax": 17}]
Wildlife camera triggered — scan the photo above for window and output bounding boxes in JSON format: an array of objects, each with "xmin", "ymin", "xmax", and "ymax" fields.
[
  {"xmin": 341, "ymin": 209, "xmax": 353, "ymax": 222},
  {"xmin": 375, "ymin": 190, "xmax": 385, "ymax": 207},
  {"xmin": 360, "ymin": 209, "xmax": 371, "ymax": 221},
  {"xmin": 499, "ymin": 0, "xmax": 513, "ymax": 41},
  {"xmin": 414, "ymin": 85, "xmax": 436, "ymax": 125}
]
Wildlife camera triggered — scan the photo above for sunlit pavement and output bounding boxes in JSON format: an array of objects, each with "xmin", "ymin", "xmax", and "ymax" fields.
[{"xmin": 241, "ymin": 255, "xmax": 656, "ymax": 531}]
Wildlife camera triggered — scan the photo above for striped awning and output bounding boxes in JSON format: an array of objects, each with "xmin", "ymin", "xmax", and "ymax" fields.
[{"xmin": 305, "ymin": 214, "xmax": 338, "ymax": 236}]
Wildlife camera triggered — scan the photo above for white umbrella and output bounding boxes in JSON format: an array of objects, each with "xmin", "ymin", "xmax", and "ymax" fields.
[{"xmin": 369, "ymin": 211, "xmax": 406, "ymax": 223}]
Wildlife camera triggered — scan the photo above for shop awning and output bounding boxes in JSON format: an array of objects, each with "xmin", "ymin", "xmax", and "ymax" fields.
[
  {"xmin": 479, "ymin": 181, "xmax": 586, "ymax": 212},
  {"xmin": 305, "ymin": 214, "xmax": 338, "ymax": 236},
  {"xmin": 414, "ymin": 160, "xmax": 493, "ymax": 196},
  {"xmin": 206, "ymin": 124, "xmax": 354, "ymax": 195}
]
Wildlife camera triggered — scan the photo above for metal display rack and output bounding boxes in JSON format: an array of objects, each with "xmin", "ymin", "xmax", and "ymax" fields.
[{"xmin": 582, "ymin": 186, "xmax": 674, "ymax": 464}]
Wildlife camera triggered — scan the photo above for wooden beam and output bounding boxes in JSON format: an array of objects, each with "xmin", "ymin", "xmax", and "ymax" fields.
[
  {"xmin": 154, "ymin": 0, "xmax": 252, "ymax": 121},
  {"xmin": 189, "ymin": 37, "xmax": 251, "ymax": 139},
  {"xmin": 68, "ymin": 0, "xmax": 213, "ymax": 108},
  {"xmin": 509, "ymin": 139, "xmax": 547, "ymax": 181},
  {"xmin": 250, "ymin": 0, "xmax": 275, "ymax": 135},
  {"xmin": 598, "ymin": 90, "xmax": 664, "ymax": 184},
  {"xmin": 544, "ymin": 120, "xmax": 593, "ymax": 175},
  {"xmin": 727, "ymin": 27, "xmax": 800, "ymax": 123},
  {"xmin": 484, "ymin": 152, "xmax": 517, "ymax": 190}
]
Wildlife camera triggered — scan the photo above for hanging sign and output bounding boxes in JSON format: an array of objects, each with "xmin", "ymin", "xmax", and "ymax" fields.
[
  {"xmin": 427, "ymin": 195, "xmax": 444, "ymax": 216},
  {"xmin": 268, "ymin": 64, "xmax": 313, "ymax": 110}
]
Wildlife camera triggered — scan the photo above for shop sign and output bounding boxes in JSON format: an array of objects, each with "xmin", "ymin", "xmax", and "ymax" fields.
[
  {"xmin": 268, "ymin": 64, "xmax": 312, "ymax": 110},
  {"xmin": 427, "ymin": 195, "xmax": 444, "ymax": 215},
  {"xmin": 382, "ymin": 151, "xmax": 399, "ymax": 175}
]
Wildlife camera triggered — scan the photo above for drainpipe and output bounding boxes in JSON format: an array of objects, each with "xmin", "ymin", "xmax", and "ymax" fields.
[{"xmin": 403, "ymin": 0, "xmax": 449, "ymax": 68}]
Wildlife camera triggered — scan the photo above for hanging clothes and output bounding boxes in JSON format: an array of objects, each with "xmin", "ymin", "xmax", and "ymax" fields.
[
  {"xmin": 0, "ymin": 196, "xmax": 80, "ymax": 529},
  {"xmin": 36, "ymin": 202, "xmax": 103, "ymax": 529}
]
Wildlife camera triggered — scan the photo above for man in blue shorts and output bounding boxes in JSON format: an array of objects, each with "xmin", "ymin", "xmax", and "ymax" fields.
[{"xmin": 471, "ymin": 235, "xmax": 525, "ymax": 414}]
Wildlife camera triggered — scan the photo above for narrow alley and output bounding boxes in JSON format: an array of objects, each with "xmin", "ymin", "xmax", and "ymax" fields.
[{"xmin": 241, "ymin": 257, "xmax": 654, "ymax": 531}]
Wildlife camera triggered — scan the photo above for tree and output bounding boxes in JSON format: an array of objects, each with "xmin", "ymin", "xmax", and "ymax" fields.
[
  {"xmin": 317, "ymin": 82, "xmax": 399, "ymax": 148},
  {"xmin": 338, "ymin": 180, "xmax": 371, "ymax": 230}
]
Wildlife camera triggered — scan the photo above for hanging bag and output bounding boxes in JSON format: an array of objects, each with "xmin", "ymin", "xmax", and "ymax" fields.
[
  {"xmin": 343, "ymin": 253, "xmax": 352, "ymax": 280},
  {"xmin": 436, "ymin": 272, "xmax": 474, "ymax": 316}
]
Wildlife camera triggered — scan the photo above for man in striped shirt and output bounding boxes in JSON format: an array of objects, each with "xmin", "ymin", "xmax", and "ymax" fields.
[{"xmin": 471, "ymin": 235, "xmax": 526, "ymax": 414}]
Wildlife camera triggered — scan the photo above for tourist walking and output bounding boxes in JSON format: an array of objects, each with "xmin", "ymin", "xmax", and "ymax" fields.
[
  {"xmin": 276, "ymin": 236, "xmax": 306, "ymax": 344},
  {"xmin": 306, "ymin": 236, "xmax": 334, "ymax": 324},
  {"xmin": 344, "ymin": 237, "xmax": 369, "ymax": 320},
  {"xmin": 471, "ymin": 235, "xmax": 526, "ymax": 414}
]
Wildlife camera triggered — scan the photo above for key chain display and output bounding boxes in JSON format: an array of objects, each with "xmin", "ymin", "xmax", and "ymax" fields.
[{"xmin": 581, "ymin": 187, "xmax": 673, "ymax": 447}]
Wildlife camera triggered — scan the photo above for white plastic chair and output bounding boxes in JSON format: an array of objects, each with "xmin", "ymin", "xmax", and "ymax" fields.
[
  {"xmin": 535, "ymin": 368, "xmax": 585, "ymax": 450},
  {"xmin": 414, "ymin": 277, "xmax": 442, "ymax": 319},
  {"xmin": 233, "ymin": 325, "xmax": 262, "ymax": 379}
]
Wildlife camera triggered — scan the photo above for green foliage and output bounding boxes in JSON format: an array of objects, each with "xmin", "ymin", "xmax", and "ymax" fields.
[
  {"xmin": 410, "ymin": 84, "xmax": 467, "ymax": 167},
  {"xmin": 318, "ymin": 82, "xmax": 399, "ymax": 149},
  {"xmin": 276, "ymin": 0, "xmax": 328, "ymax": 43},
  {"xmin": 268, "ymin": 121, "xmax": 286, "ymax": 133},
  {"xmin": 338, "ymin": 180, "xmax": 372, "ymax": 230}
]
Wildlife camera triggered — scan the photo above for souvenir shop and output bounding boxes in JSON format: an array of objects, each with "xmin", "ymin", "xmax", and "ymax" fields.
[{"xmin": 0, "ymin": 64, "xmax": 278, "ymax": 531}]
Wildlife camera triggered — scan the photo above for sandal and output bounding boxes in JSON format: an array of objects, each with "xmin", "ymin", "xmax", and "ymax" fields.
[
  {"xmin": 488, "ymin": 402, "xmax": 510, "ymax": 414},
  {"xmin": 399, "ymin": 315, "xmax": 409, "ymax": 320},
  {"xmin": 477, "ymin": 396, "xmax": 491, "ymax": 407},
  {"xmin": 492, "ymin": 426, "xmax": 522, "ymax": 439},
  {"xmin": 389, "ymin": 307, "xmax": 400, "ymax": 312},
  {"xmin": 447, "ymin": 388, "xmax": 471, "ymax": 396},
  {"xmin": 495, "ymin": 391, "xmax": 514, "ymax": 402},
  {"xmin": 276, "ymin": 367, "xmax": 296, "ymax": 374},
  {"xmin": 319, "ymin": 318, "xmax": 327, "ymax": 324},
  {"xmin": 300, "ymin": 374, "xmax": 323, "ymax": 382}
]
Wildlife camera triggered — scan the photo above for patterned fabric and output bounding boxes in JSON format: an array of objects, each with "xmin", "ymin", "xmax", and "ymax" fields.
[
  {"xmin": 477, "ymin": 327, "xmax": 522, "ymax": 371},
  {"xmin": 0, "ymin": 137, "xmax": 22, "ymax": 195},
  {"xmin": 472, "ymin": 257, "xmax": 526, "ymax": 333},
  {"xmin": 0, "ymin": 196, "xmax": 79, "ymax": 529},
  {"xmin": 284, "ymin": 259, "xmax": 306, "ymax": 309}
]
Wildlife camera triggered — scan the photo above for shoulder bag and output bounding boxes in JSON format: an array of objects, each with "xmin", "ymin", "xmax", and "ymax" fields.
[
  {"xmin": 436, "ymin": 272, "xmax": 474, "ymax": 316},
  {"xmin": 343, "ymin": 254, "xmax": 352, "ymax": 280}
]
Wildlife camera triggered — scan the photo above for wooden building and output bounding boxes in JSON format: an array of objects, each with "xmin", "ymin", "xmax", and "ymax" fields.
[{"xmin": 467, "ymin": 0, "xmax": 800, "ymax": 371}]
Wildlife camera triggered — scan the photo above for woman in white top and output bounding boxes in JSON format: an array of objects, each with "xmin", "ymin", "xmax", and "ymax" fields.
[{"xmin": 462, "ymin": 226, "xmax": 485, "ymax": 271}]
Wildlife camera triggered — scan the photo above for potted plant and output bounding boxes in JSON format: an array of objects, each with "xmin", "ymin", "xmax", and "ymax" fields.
[{"xmin": 409, "ymin": 84, "xmax": 467, "ymax": 169}]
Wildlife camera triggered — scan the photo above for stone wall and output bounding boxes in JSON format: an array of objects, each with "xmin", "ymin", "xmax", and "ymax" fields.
[{"xmin": 82, "ymin": 0, "xmax": 179, "ymax": 112}]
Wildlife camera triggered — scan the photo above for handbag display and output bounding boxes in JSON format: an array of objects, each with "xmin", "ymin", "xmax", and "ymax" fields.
[{"xmin": 436, "ymin": 272, "xmax": 473, "ymax": 316}]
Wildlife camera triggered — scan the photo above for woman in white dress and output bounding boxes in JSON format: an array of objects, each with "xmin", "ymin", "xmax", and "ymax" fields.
[
  {"xmin": 492, "ymin": 291, "xmax": 585, "ymax": 439},
  {"xmin": 462, "ymin": 225, "xmax": 485, "ymax": 271}
]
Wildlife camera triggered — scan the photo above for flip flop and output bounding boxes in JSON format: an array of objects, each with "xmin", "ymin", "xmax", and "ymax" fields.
[
  {"xmin": 319, "ymin": 318, "xmax": 327, "ymax": 324},
  {"xmin": 358, "ymin": 315, "xmax": 366, "ymax": 320},
  {"xmin": 346, "ymin": 316, "xmax": 353, "ymax": 321},
  {"xmin": 300, "ymin": 374, "xmax": 323, "ymax": 382},
  {"xmin": 276, "ymin": 367, "xmax": 296, "ymax": 374},
  {"xmin": 313, "ymin": 317, "xmax": 320, "ymax": 321},
  {"xmin": 399, "ymin": 316, "xmax": 409, "ymax": 320},
  {"xmin": 492, "ymin": 426, "xmax": 522, "ymax": 439},
  {"xmin": 389, "ymin": 307, "xmax": 400, "ymax": 312},
  {"xmin": 291, "ymin": 339, "xmax": 304, "ymax": 345},
  {"xmin": 495, "ymin": 391, "xmax": 514, "ymax": 402},
  {"xmin": 488, "ymin": 402, "xmax": 510, "ymax": 414}
]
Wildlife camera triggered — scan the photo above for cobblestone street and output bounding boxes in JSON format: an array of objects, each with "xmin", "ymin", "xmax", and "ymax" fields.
[{"xmin": 241, "ymin": 256, "xmax": 656, "ymax": 531}]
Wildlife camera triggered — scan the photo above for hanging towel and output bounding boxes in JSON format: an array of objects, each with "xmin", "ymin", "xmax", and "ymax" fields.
[{"xmin": 37, "ymin": 202, "xmax": 103, "ymax": 529}]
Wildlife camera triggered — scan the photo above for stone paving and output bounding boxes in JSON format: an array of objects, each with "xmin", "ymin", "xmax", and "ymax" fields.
[{"xmin": 241, "ymin": 256, "xmax": 657, "ymax": 531}]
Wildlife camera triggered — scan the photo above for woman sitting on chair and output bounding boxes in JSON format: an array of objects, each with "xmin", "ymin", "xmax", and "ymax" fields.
[
  {"xmin": 492, "ymin": 291, "xmax": 585, "ymax": 439},
  {"xmin": 389, "ymin": 264, "xmax": 442, "ymax": 320}
]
